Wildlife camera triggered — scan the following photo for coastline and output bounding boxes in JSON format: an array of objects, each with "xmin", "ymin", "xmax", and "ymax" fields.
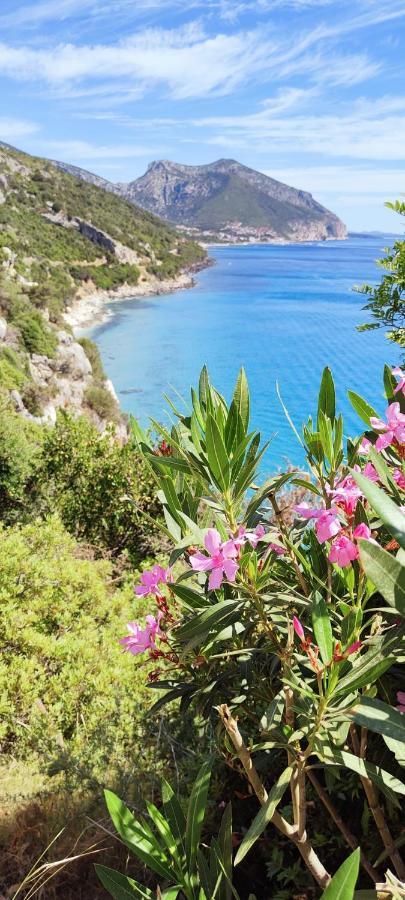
[{"xmin": 64, "ymin": 263, "xmax": 208, "ymax": 332}]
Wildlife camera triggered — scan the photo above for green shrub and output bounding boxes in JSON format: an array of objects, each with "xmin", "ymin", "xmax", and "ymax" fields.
[
  {"xmin": 40, "ymin": 413, "xmax": 160, "ymax": 562},
  {"xmin": 78, "ymin": 337, "xmax": 105, "ymax": 380},
  {"xmin": 0, "ymin": 347, "xmax": 27, "ymax": 390},
  {"xmin": 0, "ymin": 404, "xmax": 43, "ymax": 521},
  {"xmin": 85, "ymin": 382, "xmax": 120, "ymax": 422},
  {"xmin": 0, "ymin": 516, "xmax": 158, "ymax": 787},
  {"xmin": 10, "ymin": 300, "xmax": 58, "ymax": 357}
]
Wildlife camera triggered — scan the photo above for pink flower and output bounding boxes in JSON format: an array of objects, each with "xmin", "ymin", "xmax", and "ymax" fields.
[
  {"xmin": 353, "ymin": 523, "xmax": 372, "ymax": 541},
  {"xmin": 392, "ymin": 367, "xmax": 405, "ymax": 397},
  {"xmin": 294, "ymin": 503, "xmax": 341, "ymax": 543},
  {"xmin": 235, "ymin": 524, "xmax": 266, "ymax": 548},
  {"xmin": 397, "ymin": 690, "xmax": 405, "ymax": 713},
  {"xmin": 363, "ymin": 462, "xmax": 379, "ymax": 483},
  {"xmin": 135, "ymin": 565, "xmax": 172, "ymax": 598},
  {"xmin": 329, "ymin": 535, "xmax": 359, "ymax": 567},
  {"xmin": 190, "ymin": 528, "xmax": 239, "ymax": 591},
  {"xmin": 359, "ymin": 437, "xmax": 372, "ymax": 455},
  {"xmin": 119, "ymin": 613, "xmax": 163, "ymax": 656},
  {"xmin": 269, "ymin": 542, "xmax": 286, "ymax": 556},
  {"xmin": 294, "ymin": 503, "xmax": 319, "ymax": 519},
  {"xmin": 315, "ymin": 509, "xmax": 342, "ymax": 543},
  {"xmin": 370, "ymin": 403, "xmax": 405, "ymax": 451},
  {"xmin": 345, "ymin": 640, "xmax": 362, "ymax": 656},
  {"xmin": 293, "ymin": 616, "xmax": 305, "ymax": 641},
  {"xmin": 329, "ymin": 473, "xmax": 362, "ymax": 518},
  {"xmin": 394, "ymin": 468, "xmax": 405, "ymax": 491}
]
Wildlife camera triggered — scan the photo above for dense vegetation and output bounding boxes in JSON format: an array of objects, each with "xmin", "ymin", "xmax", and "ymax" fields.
[
  {"xmin": 0, "ymin": 144, "xmax": 205, "ymax": 322},
  {"xmin": 0, "ymin": 205, "xmax": 404, "ymax": 900}
]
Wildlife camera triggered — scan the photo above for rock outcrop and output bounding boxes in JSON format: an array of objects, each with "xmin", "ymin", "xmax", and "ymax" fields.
[{"xmin": 42, "ymin": 212, "xmax": 139, "ymax": 264}]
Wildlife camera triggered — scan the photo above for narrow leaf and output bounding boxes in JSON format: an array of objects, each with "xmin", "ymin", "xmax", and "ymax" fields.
[
  {"xmin": 234, "ymin": 766, "xmax": 293, "ymax": 865},
  {"xmin": 358, "ymin": 540, "xmax": 405, "ymax": 616},
  {"xmin": 312, "ymin": 592, "xmax": 333, "ymax": 665},
  {"xmin": 347, "ymin": 391, "xmax": 379, "ymax": 427},
  {"xmin": 320, "ymin": 848, "xmax": 360, "ymax": 900},
  {"xmin": 350, "ymin": 696, "xmax": 405, "ymax": 745},
  {"xmin": 95, "ymin": 865, "xmax": 153, "ymax": 899},
  {"xmin": 351, "ymin": 471, "xmax": 405, "ymax": 550},
  {"xmin": 185, "ymin": 759, "xmax": 213, "ymax": 872}
]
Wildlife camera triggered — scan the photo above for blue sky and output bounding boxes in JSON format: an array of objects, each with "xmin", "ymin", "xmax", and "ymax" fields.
[{"xmin": 0, "ymin": 0, "xmax": 404, "ymax": 230}]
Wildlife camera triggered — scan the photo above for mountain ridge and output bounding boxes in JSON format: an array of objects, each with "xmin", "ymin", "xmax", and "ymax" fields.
[{"xmin": 50, "ymin": 156, "xmax": 347, "ymax": 243}]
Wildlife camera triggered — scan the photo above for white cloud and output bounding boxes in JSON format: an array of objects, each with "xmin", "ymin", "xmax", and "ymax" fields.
[
  {"xmin": 264, "ymin": 165, "xmax": 405, "ymax": 196},
  {"xmin": 0, "ymin": 27, "xmax": 273, "ymax": 99},
  {"xmin": 0, "ymin": 117, "xmax": 39, "ymax": 141},
  {"xmin": 198, "ymin": 95, "xmax": 405, "ymax": 161},
  {"xmin": 43, "ymin": 139, "xmax": 163, "ymax": 159}
]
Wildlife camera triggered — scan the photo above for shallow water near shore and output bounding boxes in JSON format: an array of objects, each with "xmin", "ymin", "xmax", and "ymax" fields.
[{"xmin": 85, "ymin": 236, "xmax": 397, "ymax": 469}]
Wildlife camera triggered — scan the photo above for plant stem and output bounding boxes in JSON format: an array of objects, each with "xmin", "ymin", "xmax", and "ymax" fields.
[
  {"xmin": 350, "ymin": 724, "xmax": 405, "ymax": 880},
  {"xmin": 268, "ymin": 492, "xmax": 310, "ymax": 597},
  {"xmin": 217, "ymin": 704, "xmax": 331, "ymax": 888},
  {"xmin": 307, "ymin": 769, "xmax": 380, "ymax": 884}
]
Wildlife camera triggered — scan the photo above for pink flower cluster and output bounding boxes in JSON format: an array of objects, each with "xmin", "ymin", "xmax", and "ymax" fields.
[
  {"xmin": 370, "ymin": 403, "xmax": 405, "ymax": 452},
  {"xmin": 135, "ymin": 565, "xmax": 173, "ymax": 599},
  {"xmin": 120, "ymin": 613, "xmax": 163, "ymax": 656},
  {"xmin": 189, "ymin": 523, "xmax": 274, "ymax": 591},
  {"xmin": 294, "ymin": 491, "xmax": 374, "ymax": 568},
  {"xmin": 397, "ymin": 690, "xmax": 405, "ymax": 713}
]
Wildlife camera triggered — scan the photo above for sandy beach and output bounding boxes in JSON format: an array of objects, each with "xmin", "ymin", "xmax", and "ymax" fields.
[{"xmin": 63, "ymin": 270, "xmax": 196, "ymax": 332}]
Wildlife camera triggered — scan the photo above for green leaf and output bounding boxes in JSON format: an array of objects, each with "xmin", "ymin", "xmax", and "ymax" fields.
[
  {"xmin": 320, "ymin": 848, "xmax": 360, "ymax": 900},
  {"xmin": 312, "ymin": 592, "xmax": 333, "ymax": 665},
  {"xmin": 318, "ymin": 411, "xmax": 334, "ymax": 465},
  {"xmin": 347, "ymin": 391, "xmax": 379, "ymax": 427},
  {"xmin": 205, "ymin": 413, "xmax": 230, "ymax": 489},
  {"xmin": 318, "ymin": 367, "xmax": 336, "ymax": 424},
  {"xmin": 218, "ymin": 803, "xmax": 233, "ymax": 900},
  {"xmin": 350, "ymin": 696, "xmax": 405, "ymax": 744},
  {"xmin": 383, "ymin": 734, "xmax": 405, "ymax": 767},
  {"xmin": 351, "ymin": 471, "xmax": 405, "ymax": 550},
  {"xmin": 185, "ymin": 758, "xmax": 213, "ymax": 873},
  {"xmin": 234, "ymin": 766, "xmax": 293, "ymax": 865},
  {"xmin": 358, "ymin": 540, "xmax": 405, "ymax": 616},
  {"xmin": 161, "ymin": 778, "xmax": 187, "ymax": 861},
  {"xmin": 95, "ymin": 865, "xmax": 153, "ymax": 899},
  {"xmin": 104, "ymin": 791, "xmax": 174, "ymax": 882},
  {"xmin": 233, "ymin": 368, "xmax": 250, "ymax": 432},
  {"xmin": 170, "ymin": 582, "xmax": 208, "ymax": 610},
  {"xmin": 174, "ymin": 600, "xmax": 242, "ymax": 650},
  {"xmin": 199, "ymin": 366, "xmax": 210, "ymax": 406},
  {"xmin": 383, "ymin": 363, "xmax": 397, "ymax": 402},
  {"xmin": 314, "ymin": 742, "xmax": 404, "ymax": 803}
]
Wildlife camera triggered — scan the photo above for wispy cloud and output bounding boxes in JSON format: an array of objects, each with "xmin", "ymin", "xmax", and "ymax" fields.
[
  {"xmin": 0, "ymin": 26, "xmax": 273, "ymax": 99},
  {"xmin": 43, "ymin": 139, "xmax": 163, "ymax": 159},
  {"xmin": 0, "ymin": 117, "xmax": 39, "ymax": 142},
  {"xmin": 197, "ymin": 95, "xmax": 405, "ymax": 161}
]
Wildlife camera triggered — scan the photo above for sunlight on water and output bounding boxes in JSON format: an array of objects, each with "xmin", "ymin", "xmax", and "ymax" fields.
[{"xmin": 85, "ymin": 236, "xmax": 394, "ymax": 469}]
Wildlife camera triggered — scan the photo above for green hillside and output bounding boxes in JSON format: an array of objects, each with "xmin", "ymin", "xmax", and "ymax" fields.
[{"xmin": 0, "ymin": 144, "xmax": 205, "ymax": 323}]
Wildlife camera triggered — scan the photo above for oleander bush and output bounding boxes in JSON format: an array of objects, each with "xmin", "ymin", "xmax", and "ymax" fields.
[{"xmin": 99, "ymin": 363, "xmax": 405, "ymax": 898}]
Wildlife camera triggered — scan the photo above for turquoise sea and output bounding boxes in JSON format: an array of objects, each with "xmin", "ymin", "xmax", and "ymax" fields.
[{"xmin": 86, "ymin": 235, "xmax": 397, "ymax": 469}]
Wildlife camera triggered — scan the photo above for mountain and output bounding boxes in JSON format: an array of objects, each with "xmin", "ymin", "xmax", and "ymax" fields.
[
  {"xmin": 47, "ymin": 156, "xmax": 346, "ymax": 243},
  {"xmin": 122, "ymin": 159, "xmax": 347, "ymax": 243},
  {"xmin": 0, "ymin": 143, "xmax": 205, "ymax": 428}
]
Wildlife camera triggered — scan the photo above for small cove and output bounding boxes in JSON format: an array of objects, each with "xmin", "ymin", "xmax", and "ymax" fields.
[{"xmin": 84, "ymin": 236, "xmax": 395, "ymax": 468}]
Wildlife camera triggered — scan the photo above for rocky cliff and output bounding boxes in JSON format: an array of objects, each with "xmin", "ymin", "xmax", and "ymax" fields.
[
  {"xmin": 123, "ymin": 159, "xmax": 347, "ymax": 242},
  {"xmin": 48, "ymin": 156, "xmax": 346, "ymax": 243}
]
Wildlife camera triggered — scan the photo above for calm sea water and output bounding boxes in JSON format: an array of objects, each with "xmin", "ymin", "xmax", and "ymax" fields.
[{"xmin": 85, "ymin": 236, "xmax": 397, "ymax": 469}]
